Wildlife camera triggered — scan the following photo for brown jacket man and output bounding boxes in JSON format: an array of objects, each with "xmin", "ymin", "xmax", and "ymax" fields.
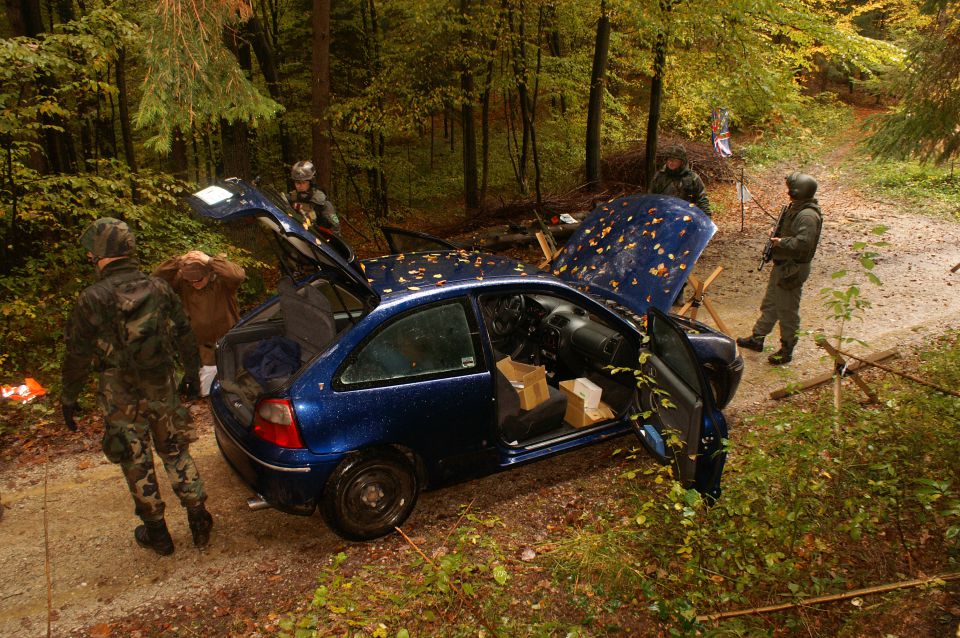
[{"xmin": 154, "ymin": 251, "xmax": 245, "ymax": 393}]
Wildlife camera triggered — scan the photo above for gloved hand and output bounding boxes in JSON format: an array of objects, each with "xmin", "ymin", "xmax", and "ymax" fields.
[
  {"xmin": 179, "ymin": 376, "xmax": 201, "ymax": 401},
  {"xmin": 62, "ymin": 404, "xmax": 78, "ymax": 432}
]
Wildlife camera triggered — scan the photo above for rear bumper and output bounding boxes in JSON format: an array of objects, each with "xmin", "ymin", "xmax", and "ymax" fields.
[{"xmin": 210, "ymin": 391, "xmax": 343, "ymax": 515}]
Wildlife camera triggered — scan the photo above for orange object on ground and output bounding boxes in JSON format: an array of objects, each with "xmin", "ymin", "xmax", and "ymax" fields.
[{"xmin": 1, "ymin": 378, "xmax": 47, "ymax": 402}]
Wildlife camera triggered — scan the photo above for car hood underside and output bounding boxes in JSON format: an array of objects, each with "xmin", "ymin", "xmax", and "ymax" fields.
[{"xmin": 552, "ymin": 194, "xmax": 715, "ymax": 316}]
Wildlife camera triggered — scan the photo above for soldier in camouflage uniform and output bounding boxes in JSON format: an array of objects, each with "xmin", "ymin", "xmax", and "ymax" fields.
[
  {"xmin": 737, "ymin": 173, "xmax": 823, "ymax": 365},
  {"xmin": 649, "ymin": 144, "xmax": 712, "ymax": 215},
  {"xmin": 286, "ymin": 160, "xmax": 341, "ymax": 236},
  {"xmin": 61, "ymin": 218, "xmax": 214, "ymax": 555}
]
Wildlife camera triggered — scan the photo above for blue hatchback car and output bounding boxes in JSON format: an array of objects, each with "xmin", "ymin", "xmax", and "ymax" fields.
[{"xmin": 188, "ymin": 180, "xmax": 743, "ymax": 541}]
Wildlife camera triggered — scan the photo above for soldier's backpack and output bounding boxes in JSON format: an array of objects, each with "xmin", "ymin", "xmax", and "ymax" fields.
[{"xmin": 93, "ymin": 270, "xmax": 175, "ymax": 371}]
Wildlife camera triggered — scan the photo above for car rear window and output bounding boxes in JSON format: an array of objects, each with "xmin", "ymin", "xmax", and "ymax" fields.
[{"xmin": 339, "ymin": 302, "xmax": 478, "ymax": 385}]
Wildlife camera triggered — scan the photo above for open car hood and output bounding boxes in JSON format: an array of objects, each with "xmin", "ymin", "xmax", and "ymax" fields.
[
  {"xmin": 552, "ymin": 195, "xmax": 715, "ymax": 316},
  {"xmin": 186, "ymin": 179, "xmax": 377, "ymax": 304}
]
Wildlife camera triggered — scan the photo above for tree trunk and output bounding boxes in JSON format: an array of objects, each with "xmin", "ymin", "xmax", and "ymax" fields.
[
  {"xmin": 460, "ymin": 0, "xmax": 479, "ymax": 210},
  {"xmin": 644, "ymin": 30, "xmax": 667, "ymax": 188},
  {"xmin": 170, "ymin": 127, "xmax": 189, "ymax": 181},
  {"xmin": 116, "ymin": 47, "xmax": 138, "ymax": 174},
  {"xmin": 312, "ymin": 0, "xmax": 332, "ymax": 190},
  {"xmin": 508, "ymin": 3, "xmax": 530, "ymax": 193},
  {"xmin": 220, "ymin": 23, "xmax": 253, "ymax": 180},
  {"xmin": 246, "ymin": 13, "xmax": 293, "ymax": 167},
  {"xmin": 480, "ymin": 60, "xmax": 493, "ymax": 202},
  {"xmin": 585, "ymin": 0, "xmax": 609, "ymax": 188}
]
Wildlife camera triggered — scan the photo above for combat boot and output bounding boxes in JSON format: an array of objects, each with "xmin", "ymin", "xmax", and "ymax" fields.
[
  {"xmin": 134, "ymin": 519, "xmax": 174, "ymax": 556},
  {"xmin": 187, "ymin": 505, "xmax": 214, "ymax": 548},
  {"xmin": 736, "ymin": 335, "xmax": 765, "ymax": 352},
  {"xmin": 768, "ymin": 342, "xmax": 795, "ymax": 365}
]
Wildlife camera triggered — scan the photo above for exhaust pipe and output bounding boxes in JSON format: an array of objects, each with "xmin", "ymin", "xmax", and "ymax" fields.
[{"xmin": 246, "ymin": 495, "xmax": 273, "ymax": 511}]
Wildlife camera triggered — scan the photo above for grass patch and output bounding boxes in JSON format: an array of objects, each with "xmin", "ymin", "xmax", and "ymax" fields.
[
  {"xmin": 270, "ymin": 333, "xmax": 959, "ymax": 637},
  {"xmin": 739, "ymin": 98, "xmax": 855, "ymax": 169},
  {"xmin": 855, "ymin": 158, "xmax": 960, "ymax": 220}
]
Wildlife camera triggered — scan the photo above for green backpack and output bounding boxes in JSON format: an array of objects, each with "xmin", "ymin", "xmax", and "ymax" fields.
[{"xmin": 94, "ymin": 270, "xmax": 175, "ymax": 372}]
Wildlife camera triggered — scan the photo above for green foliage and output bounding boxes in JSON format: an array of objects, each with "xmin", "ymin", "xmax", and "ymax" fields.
[
  {"xmin": 855, "ymin": 158, "xmax": 960, "ymax": 220},
  {"xmin": 864, "ymin": 1, "xmax": 960, "ymax": 163},
  {"xmin": 275, "ymin": 510, "xmax": 586, "ymax": 638},
  {"xmin": 0, "ymin": 166, "xmax": 262, "ymax": 419},
  {"xmin": 739, "ymin": 99, "xmax": 854, "ymax": 168},
  {"xmin": 818, "ymin": 224, "xmax": 887, "ymax": 348},
  {"xmin": 134, "ymin": 2, "xmax": 281, "ymax": 151},
  {"xmin": 550, "ymin": 333, "xmax": 960, "ymax": 632}
]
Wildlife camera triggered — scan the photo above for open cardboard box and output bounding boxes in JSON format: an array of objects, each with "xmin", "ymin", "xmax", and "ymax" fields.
[
  {"xmin": 560, "ymin": 379, "xmax": 614, "ymax": 428},
  {"xmin": 496, "ymin": 357, "xmax": 549, "ymax": 410}
]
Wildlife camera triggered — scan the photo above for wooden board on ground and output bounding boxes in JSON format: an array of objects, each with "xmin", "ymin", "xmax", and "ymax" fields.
[{"xmin": 770, "ymin": 348, "xmax": 899, "ymax": 400}]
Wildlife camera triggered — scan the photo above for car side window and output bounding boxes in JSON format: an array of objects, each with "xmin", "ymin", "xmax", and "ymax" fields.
[
  {"xmin": 339, "ymin": 302, "xmax": 478, "ymax": 385},
  {"xmin": 648, "ymin": 312, "xmax": 702, "ymax": 395}
]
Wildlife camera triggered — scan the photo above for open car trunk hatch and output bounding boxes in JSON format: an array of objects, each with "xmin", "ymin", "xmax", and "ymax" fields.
[{"xmin": 214, "ymin": 275, "xmax": 363, "ymax": 422}]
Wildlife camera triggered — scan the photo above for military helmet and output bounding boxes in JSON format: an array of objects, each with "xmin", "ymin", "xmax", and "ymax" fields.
[
  {"xmin": 291, "ymin": 160, "xmax": 316, "ymax": 181},
  {"xmin": 80, "ymin": 217, "xmax": 136, "ymax": 258},
  {"xmin": 786, "ymin": 172, "xmax": 818, "ymax": 199},
  {"xmin": 662, "ymin": 144, "xmax": 687, "ymax": 162}
]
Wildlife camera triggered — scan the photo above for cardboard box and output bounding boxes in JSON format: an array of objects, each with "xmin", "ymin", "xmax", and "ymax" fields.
[
  {"xmin": 572, "ymin": 377, "xmax": 602, "ymax": 409},
  {"xmin": 560, "ymin": 380, "xmax": 615, "ymax": 428},
  {"xmin": 497, "ymin": 357, "xmax": 549, "ymax": 410}
]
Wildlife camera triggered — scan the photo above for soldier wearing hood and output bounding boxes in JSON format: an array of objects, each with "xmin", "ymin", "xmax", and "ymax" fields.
[
  {"xmin": 649, "ymin": 144, "xmax": 712, "ymax": 216},
  {"xmin": 737, "ymin": 172, "xmax": 823, "ymax": 365}
]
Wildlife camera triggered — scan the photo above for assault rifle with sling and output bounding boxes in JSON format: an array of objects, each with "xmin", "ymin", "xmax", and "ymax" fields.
[{"xmin": 759, "ymin": 205, "xmax": 789, "ymax": 271}]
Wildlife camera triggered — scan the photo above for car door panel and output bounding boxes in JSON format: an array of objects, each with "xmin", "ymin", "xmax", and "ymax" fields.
[
  {"xmin": 638, "ymin": 354, "xmax": 703, "ymax": 485},
  {"xmin": 633, "ymin": 308, "xmax": 711, "ymax": 490}
]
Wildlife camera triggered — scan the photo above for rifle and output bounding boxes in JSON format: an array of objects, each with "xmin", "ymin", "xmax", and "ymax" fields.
[{"xmin": 759, "ymin": 205, "xmax": 789, "ymax": 271}]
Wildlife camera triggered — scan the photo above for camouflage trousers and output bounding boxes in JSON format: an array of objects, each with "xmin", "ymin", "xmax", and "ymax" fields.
[{"xmin": 97, "ymin": 368, "xmax": 206, "ymax": 522}]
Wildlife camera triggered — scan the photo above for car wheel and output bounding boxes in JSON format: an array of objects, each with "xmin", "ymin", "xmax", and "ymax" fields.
[{"xmin": 321, "ymin": 448, "xmax": 419, "ymax": 541}]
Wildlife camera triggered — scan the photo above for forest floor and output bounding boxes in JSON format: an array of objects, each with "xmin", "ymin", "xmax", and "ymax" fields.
[{"xmin": 2, "ymin": 109, "xmax": 960, "ymax": 638}]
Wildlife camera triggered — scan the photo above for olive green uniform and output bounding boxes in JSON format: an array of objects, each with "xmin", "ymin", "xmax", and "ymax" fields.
[
  {"xmin": 61, "ymin": 258, "xmax": 205, "ymax": 523},
  {"xmin": 287, "ymin": 187, "xmax": 341, "ymax": 236},
  {"xmin": 752, "ymin": 199, "xmax": 823, "ymax": 347},
  {"xmin": 649, "ymin": 165, "xmax": 712, "ymax": 215}
]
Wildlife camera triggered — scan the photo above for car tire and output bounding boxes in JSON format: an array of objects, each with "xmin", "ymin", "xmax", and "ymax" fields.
[{"xmin": 321, "ymin": 448, "xmax": 419, "ymax": 541}]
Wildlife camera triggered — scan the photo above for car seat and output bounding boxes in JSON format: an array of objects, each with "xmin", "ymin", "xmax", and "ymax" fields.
[
  {"xmin": 495, "ymin": 367, "xmax": 567, "ymax": 443},
  {"xmin": 277, "ymin": 277, "xmax": 337, "ymax": 361}
]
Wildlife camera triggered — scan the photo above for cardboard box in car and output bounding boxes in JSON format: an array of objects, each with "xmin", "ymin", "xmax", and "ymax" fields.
[
  {"xmin": 496, "ymin": 357, "xmax": 549, "ymax": 410},
  {"xmin": 560, "ymin": 380, "xmax": 615, "ymax": 428},
  {"xmin": 572, "ymin": 377, "xmax": 602, "ymax": 409}
]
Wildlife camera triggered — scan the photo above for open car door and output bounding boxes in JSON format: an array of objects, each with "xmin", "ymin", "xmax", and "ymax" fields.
[
  {"xmin": 381, "ymin": 226, "xmax": 464, "ymax": 255},
  {"xmin": 633, "ymin": 307, "xmax": 725, "ymax": 499}
]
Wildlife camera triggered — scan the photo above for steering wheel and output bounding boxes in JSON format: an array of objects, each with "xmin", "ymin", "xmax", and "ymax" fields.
[{"xmin": 490, "ymin": 294, "xmax": 527, "ymax": 338}]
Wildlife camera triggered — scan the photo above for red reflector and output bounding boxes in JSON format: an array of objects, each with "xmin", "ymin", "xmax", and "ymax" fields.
[{"xmin": 252, "ymin": 399, "xmax": 304, "ymax": 449}]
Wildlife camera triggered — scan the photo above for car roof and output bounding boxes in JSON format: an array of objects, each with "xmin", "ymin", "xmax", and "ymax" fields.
[{"xmin": 361, "ymin": 250, "xmax": 555, "ymax": 299}]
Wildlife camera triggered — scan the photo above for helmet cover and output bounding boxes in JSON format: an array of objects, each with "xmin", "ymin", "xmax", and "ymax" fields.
[
  {"xmin": 80, "ymin": 217, "xmax": 136, "ymax": 258},
  {"xmin": 291, "ymin": 161, "xmax": 316, "ymax": 181}
]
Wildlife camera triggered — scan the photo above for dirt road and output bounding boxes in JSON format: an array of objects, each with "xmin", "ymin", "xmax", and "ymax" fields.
[{"xmin": 2, "ymin": 144, "xmax": 959, "ymax": 637}]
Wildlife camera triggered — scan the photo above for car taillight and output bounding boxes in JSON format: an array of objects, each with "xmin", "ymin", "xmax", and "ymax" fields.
[{"xmin": 252, "ymin": 399, "xmax": 305, "ymax": 449}]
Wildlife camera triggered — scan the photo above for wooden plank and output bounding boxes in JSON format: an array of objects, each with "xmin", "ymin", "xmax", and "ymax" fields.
[
  {"xmin": 952, "ymin": 262, "xmax": 960, "ymax": 273},
  {"xmin": 769, "ymin": 348, "xmax": 899, "ymax": 400}
]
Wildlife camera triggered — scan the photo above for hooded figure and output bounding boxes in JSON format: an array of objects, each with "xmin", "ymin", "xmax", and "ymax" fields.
[
  {"xmin": 648, "ymin": 145, "xmax": 712, "ymax": 216},
  {"xmin": 737, "ymin": 172, "xmax": 823, "ymax": 365}
]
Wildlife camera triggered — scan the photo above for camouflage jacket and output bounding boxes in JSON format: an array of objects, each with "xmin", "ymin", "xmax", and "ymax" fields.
[
  {"xmin": 649, "ymin": 166, "xmax": 712, "ymax": 215},
  {"xmin": 772, "ymin": 199, "xmax": 823, "ymax": 264},
  {"xmin": 287, "ymin": 187, "xmax": 341, "ymax": 235},
  {"xmin": 61, "ymin": 258, "xmax": 200, "ymax": 408}
]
